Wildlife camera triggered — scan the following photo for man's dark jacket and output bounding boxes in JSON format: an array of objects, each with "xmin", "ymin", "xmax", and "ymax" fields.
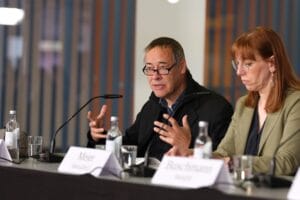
[{"xmin": 87, "ymin": 72, "xmax": 233, "ymax": 160}]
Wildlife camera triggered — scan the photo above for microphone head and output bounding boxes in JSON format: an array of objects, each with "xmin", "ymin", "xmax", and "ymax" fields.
[
  {"xmin": 35, "ymin": 152, "xmax": 64, "ymax": 163},
  {"xmin": 251, "ymin": 173, "xmax": 292, "ymax": 188},
  {"xmin": 123, "ymin": 163, "xmax": 156, "ymax": 177},
  {"xmin": 102, "ymin": 94, "xmax": 123, "ymax": 99}
]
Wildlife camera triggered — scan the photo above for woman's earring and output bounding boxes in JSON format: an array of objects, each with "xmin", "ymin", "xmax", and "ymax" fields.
[{"xmin": 271, "ymin": 72, "xmax": 275, "ymax": 87}]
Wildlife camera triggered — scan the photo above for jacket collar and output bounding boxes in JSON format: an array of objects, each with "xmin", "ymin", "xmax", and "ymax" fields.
[
  {"xmin": 236, "ymin": 106, "xmax": 253, "ymax": 154},
  {"xmin": 258, "ymin": 109, "xmax": 282, "ymax": 154}
]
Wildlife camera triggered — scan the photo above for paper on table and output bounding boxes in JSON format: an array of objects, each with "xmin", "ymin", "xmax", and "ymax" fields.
[
  {"xmin": 58, "ymin": 146, "xmax": 122, "ymax": 177},
  {"xmin": 151, "ymin": 156, "xmax": 232, "ymax": 189},
  {"xmin": 287, "ymin": 168, "xmax": 300, "ymax": 200},
  {"xmin": 0, "ymin": 139, "xmax": 12, "ymax": 163}
]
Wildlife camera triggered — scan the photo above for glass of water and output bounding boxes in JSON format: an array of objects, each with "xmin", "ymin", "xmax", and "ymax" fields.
[
  {"xmin": 232, "ymin": 155, "xmax": 253, "ymax": 183},
  {"xmin": 121, "ymin": 145, "xmax": 137, "ymax": 169},
  {"xmin": 27, "ymin": 136, "xmax": 43, "ymax": 157}
]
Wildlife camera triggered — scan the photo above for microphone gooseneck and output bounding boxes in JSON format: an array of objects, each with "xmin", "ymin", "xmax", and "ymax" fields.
[{"xmin": 40, "ymin": 94, "xmax": 123, "ymax": 162}]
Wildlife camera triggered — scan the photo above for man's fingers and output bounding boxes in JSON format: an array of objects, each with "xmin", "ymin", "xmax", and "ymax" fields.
[
  {"xmin": 87, "ymin": 111, "xmax": 93, "ymax": 121},
  {"xmin": 153, "ymin": 127, "xmax": 168, "ymax": 136},
  {"xmin": 91, "ymin": 127, "xmax": 106, "ymax": 133},
  {"xmin": 97, "ymin": 105, "xmax": 107, "ymax": 120},
  {"xmin": 92, "ymin": 133, "xmax": 107, "ymax": 140},
  {"xmin": 90, "ymin": 127, "xmax": 107, "ymax": 141},
  {"xmin": 159, "ymin": 135, "xmax": 173, "ymax": 145},
  {"xmin": 154, "ymin": 121, "xmax": 169, "ymax": 132},
  {"xmin": 89, "ymin": 121, "xmax": 98, "ymax": 127},
  {"xmin": 182, "ymin": 115, "xmax": 189, "ymax": 128},
  {"xmin": 163, "ymin": 114, "xmax": 176, "ymax": 127}
]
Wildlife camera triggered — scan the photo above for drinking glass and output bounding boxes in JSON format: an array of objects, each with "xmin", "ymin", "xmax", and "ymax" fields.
[
  {"xmin": 121, "ymin": 145, "xmax": 137, "ymax": 169},
  {"xmin": 232, "ymin": 155, "xmax": 253, "ymax": 183},
  {"xmin": 27, "ymin": 136, "xmax": 43, "ymax": 157}
]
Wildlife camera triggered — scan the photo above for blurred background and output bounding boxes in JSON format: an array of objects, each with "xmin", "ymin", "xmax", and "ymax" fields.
[{"xmin": 1, "ymin": 0, "xmax": 300, "ymax": 152}]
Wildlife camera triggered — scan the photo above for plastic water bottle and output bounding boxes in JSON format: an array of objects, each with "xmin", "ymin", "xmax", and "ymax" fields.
[
  {"xmin": 193, "ymin": 121, "xmax": 212, "ymax": 159},
  {"xmin": 105, "ymin": 116, "xmax": 122, "ymax": 164},
  {"xmin": 4, "ymin": 110, "xmax": 20, "ymax": 162}
]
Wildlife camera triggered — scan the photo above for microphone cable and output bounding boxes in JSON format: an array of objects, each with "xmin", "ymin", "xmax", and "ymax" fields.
[
  {"xmin": 37, "ymin": 94, "xmax": 122, "ymax": 163},
  {"xmin": 50, "ymin": 94, "xmax": 123, "ymax": 154}
]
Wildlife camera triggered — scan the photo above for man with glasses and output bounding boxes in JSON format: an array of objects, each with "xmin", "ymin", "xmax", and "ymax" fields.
[{"xmin": 87, "ymin": 37, "xmax": 233, "ymax": 162}]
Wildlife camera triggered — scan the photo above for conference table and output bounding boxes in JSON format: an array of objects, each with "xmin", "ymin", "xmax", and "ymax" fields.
[{"xmin": 0, "ymin": 158, "xmax": 290, "ymax": 200}]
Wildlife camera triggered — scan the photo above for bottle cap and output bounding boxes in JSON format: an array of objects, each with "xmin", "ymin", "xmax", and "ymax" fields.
[
  {"xmin": 110, "ymin": 116, "xmax": 118, "ymax": 122},
  {"xmin": 9, "ymin": 110, "xmax": 16, "ymax": 114},
  {"xmin": 198, "ymin": 121, "xmax": 208, "ymax": 127}
]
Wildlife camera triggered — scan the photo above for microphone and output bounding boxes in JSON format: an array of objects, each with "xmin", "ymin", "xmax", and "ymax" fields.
[
  {"xmin": 37, "ymin": 94, "xmax": 123, "ymax": 162},
  {"xmin": 143, "ymin": 137, "xmax": 154, "ymax": 169},
  {"xmin": 124, "ymin": 134, "xmax": 158, "ymax": 178},
  {"xmin": 127, "ymin": 109, "xmax": 169, "ymax": 177},
  {"xmin": 124, "ymin": 138, "xmax": 157, "ymax": 178},
  {"xmin": 251, "ymin": 131, "xmax": 298, "ymax": 188}
]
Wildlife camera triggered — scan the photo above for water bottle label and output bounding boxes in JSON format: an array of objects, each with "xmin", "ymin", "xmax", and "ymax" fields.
[
  {"xmin": 5, "ymin": 131, "xmax": 17, "ymax": 149},
  {"xmin": 114, "ymin": 136, "xmax": 122, "ymax": 147},
  {"xmin": 193, "ymin": 148, "xmax": 204, "ymax": 159},
  {"xmin": 114, "ymin": 136, "xmax": 122, "ymax": 159},
  {"xmin": 105, "ymin": 140, "xmax": 115, "ymax": 153},
  {"xmin": 14, "ymin": 128, "xmax": 20, "ymax": 139},
  {"xmin": 203, "ymin": 141, "xmax": 212, "ymax": 158}
]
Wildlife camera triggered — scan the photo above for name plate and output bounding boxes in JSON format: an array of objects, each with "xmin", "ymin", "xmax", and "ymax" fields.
[
  {"xmin": 151, "ymin": 156, "xmax": 232, "ymax": 188},
  {"xmin": 288, "ymin": 167, "xmax": 300, "ymax": 199},
  {"xmin": 58, "ymin": 146, "xmax": 122, "ymax": 177},
  {"xmin": 0, "ymin": 139, "xmax": 12, "ymax": 163}
]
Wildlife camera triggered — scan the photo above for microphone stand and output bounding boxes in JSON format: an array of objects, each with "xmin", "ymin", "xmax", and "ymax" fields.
[
  {"xmin": 251, "ymin": 131, "xmax": 299, "ymax": 188},
  {"xmin": 37, "ymin": 94, "xmax": 123, "ymax": 163},
  {"xmin": 127, "ymin": 110, "xmax": 169, "ymax": 177},
  {"xmin": 253, "ymin": 158, "xmax": 292, "ymax": 188},
  {"xmin": 123, "ymin": 138, "xmax": 156, "ymax": 177}
]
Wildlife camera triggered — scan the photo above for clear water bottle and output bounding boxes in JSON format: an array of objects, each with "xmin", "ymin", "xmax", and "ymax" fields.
[
  {"xmin": 4, "ymin": 110, "xmax": 20, "ymax": 162},
  {"xmin": 105, "ymin": 116, "xmax": 122, "ymax": 164},
  {"xmin": 193, "ymin": 121, "xmax": 212, "ymax": 159}
]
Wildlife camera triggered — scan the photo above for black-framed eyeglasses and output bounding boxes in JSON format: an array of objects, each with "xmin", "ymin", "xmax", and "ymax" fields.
[
  {"xmin": 231, "ymin": 60, "xmax": 251, "ymax": 71},
  {"xmin": 142, "ymin": 62, "xmax": 177, "ymax": 76}
]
